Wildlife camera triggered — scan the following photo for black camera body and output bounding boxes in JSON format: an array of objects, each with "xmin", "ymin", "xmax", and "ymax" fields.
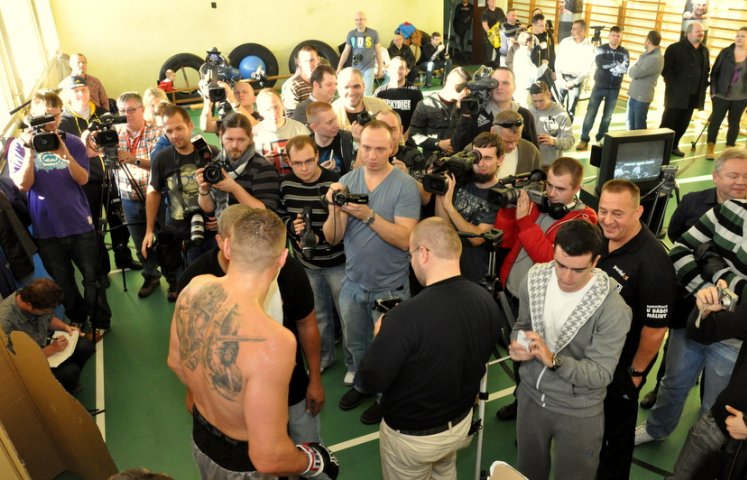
[
  {"xmin": 89, "ymin": 113, "xmax": 127, "ymax": 165},
  {"xmin": 192, "ymin": 135, "xmax": 229, "ymax": 184},
  {"xmin": 488, "ymin": 169, "xmax": 547, "ymax": 208},
  {"xmin": 459, "ymin": 66, "xmax": 497, "ymax": 115},
  {"xmin": 357, "ymin": 110, "xmax": 373, "ymax": 126},
  {"xmin": 23, "ymin": 115, "xmax": 65, "ymax": 153},
  {"xmin": 422, "ymin": 150, "xmax": 480, "ymax": 195},
  {"xmin": 199, "ymin": 48, "xmax": 240, "ymax": 85},
  {"xmin": 300, "ymin": 206, "xmax": 318, "ymax": 259},
  {"xmin": 332, "ymin": 187, "xmax": 369, "ymax": 206}
]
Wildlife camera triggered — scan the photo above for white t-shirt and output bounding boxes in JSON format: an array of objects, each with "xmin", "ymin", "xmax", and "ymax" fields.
[
  {"xmin": 543, "ymin": 268, "xmax": 594, "ymax": 351},
  {"xmin": 498, "ymin": 147, "xmax": 519, "ymax": 178}
]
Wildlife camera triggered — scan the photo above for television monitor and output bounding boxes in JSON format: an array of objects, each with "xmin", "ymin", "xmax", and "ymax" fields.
[{"xmin": 589, "ymin": 128, "xmax": 675, "ymax": 195}]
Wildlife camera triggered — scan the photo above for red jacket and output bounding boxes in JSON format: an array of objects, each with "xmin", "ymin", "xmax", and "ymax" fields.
[{"xmin": 494, "ymin": 203, "xmax": 597, "ymax": 286}]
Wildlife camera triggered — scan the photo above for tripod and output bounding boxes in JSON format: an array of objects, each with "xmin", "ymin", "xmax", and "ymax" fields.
[
  {"xmin": 458, "ymin": 229, "xmax": 517, "ymax": 480},
  {"xmin": 641, "ymin": 165, "xmax": 680, "ymax": 239}
]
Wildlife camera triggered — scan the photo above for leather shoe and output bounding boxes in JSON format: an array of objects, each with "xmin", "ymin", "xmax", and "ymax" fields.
[
  {"xmin": 339, "ymin": 388, "xmax": 370, "ymax": 410},
  {"xmin": 496, "ymin": 400, "xmax": 518, "ymax": 421},
  {"xmin": 167, "ymin": 283, "xmax": 178, "ymax": 302},
  {"xmin": 576, "ymin": 140, "xmax": 589, "ymax": 151},
  {"xmin": 671, "ymin": 148, "xmax": 685, "ymax": 157},
  {"xmin": 138, "ymin": 276, "xmax": 161, "ymax": 298},
  {"xmin": 640, "ymin": 390, "xmax": 658, "ymax": 409},
  {"xmin": 360, "ymin": 401, "xmax": 383, "ymax": 425}
]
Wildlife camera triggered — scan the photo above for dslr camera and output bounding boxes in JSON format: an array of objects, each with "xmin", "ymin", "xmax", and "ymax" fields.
[
  {"xmin": 89, "ymin": 113, "xmax": 127, "ymax": 166},
  {"xmin": 421, "ymin": 149, "xmax": 480, "ymax": 195},
  {"xmin": 356, "ymin": 110, "xmax": 373, "ymax": 126},
  {"xmin": 192, "ymin": 135, "xmax": 230, "ymax": 184},
  {"xmin": 331, "ymin": 186, "xmax": 369, "ymax": 206},
  {"xmin": 22, "ymin": 115, "xmax": 65, "ymax": 153},
  {"xmin": 187, "ymin": 207, "xmax": 215, "ymax": 246},
  {"xmin": 488, "ymin": 169, "xmax": 547, "ymax": 208}
]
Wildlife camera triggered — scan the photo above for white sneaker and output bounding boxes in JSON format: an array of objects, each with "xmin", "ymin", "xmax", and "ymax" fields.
[
  {"xmin": 634, "ymin": 423, "xmax": 661, "ymax": 446},
  {"xmin": 343, "ymin": 371, "xmax": 355, "ymax": 386}
]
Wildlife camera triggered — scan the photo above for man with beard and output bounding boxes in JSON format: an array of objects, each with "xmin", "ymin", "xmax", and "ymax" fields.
[
  {"xmin": 197, "ymin": 112, "xmax": 280, "ymax": 216},
  {"xmin": 435, "ymin": 132, "xmax": 504, "ymax": 283}
]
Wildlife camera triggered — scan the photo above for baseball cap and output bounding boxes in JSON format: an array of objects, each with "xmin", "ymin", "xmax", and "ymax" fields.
[{"xmin": 59, "ymin": 75, "xmax": 87, "ymax": 90}]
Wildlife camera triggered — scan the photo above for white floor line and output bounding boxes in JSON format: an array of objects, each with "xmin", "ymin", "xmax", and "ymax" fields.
[
  {"xmin": 96, "ymin": 340, "xmax": 106, "ymax": 438},
  {"xmin": 674, "ymin": 174, "xmax": 713, "ymax": 184},
  {"xmin": 327, "ymin": 387, "xmax": 514, "ymax": 453}
]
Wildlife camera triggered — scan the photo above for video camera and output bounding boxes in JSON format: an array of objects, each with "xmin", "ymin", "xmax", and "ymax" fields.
[
  {"xmin": 591, "ymin": 25, "xmax": 606, "ymax": 44},
  {"xmin": 192, "ymin": 135, "xmax": 230, "ymax": 184},
  {"xmin": 22, "ymin": 115, "xmax": 65, "ymax": 153},
  {"xmin": 421, "ymin": 150, "xmax": 480, "ymax": 195},
  {"xmin": 89, "ymin": 113, "xmax": 127, "ymax": 166},
  {"xmin": 199, "ymin": 48, "xmax": 241, "ymax": 104},
  {"xmin": 331, "ymin": 186, "xmax": 369, "ymax": 206},
  {"xmin": 460, "ymin": 66, "xmax": 497, "ymax": 115},
  {"xmin": 488, "ymin": 169, "xmax": 547, "ymax": 208}
]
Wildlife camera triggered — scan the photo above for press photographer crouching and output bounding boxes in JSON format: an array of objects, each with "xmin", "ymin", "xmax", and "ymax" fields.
[
  {"xmin": 434, "ymin": 132, "xmax": 504, "ymax": 283},
  {"xmin": 9, "ymin": 90, "xmax": 112, "ymax": 332},
  {"xmin": 492, "ymin": 157, "xmax": 597, "ymax": 420}
]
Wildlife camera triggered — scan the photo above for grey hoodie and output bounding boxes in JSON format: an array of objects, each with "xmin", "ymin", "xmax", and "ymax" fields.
[{"xmin": 528, "ymin": 102, "xmax": 575, "ymax": 167}]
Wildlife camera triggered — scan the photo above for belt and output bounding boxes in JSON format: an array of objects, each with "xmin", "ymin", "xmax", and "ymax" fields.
[{"xmin": 396, "ymin": 408, "xmax": 472, "ymax": 437}]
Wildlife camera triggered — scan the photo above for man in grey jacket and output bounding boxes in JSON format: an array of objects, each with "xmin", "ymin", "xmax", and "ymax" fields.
[
  {"xmin": 509, "ymin": 219, "xmax": 632, "ymax": 480},
  {"xmin": 528, "ymin": 81, "xmax": 574, "ymax": 167},
  {"xmin": 626, "ymin": 31, "xmax": 664, "ymax": 130}
]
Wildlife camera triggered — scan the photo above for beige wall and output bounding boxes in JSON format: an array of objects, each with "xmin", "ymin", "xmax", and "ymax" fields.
[{"xmin": 49, "ymin": 0, "xmax": 443, "ymax": 97}]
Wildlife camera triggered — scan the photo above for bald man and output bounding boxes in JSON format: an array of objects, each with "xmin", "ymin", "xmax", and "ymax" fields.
[{"xmin": 337, "ymin": 11, "xmax": 384, "ymax": 96}]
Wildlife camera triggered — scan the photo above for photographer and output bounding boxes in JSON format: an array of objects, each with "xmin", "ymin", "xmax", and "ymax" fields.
[
  {"xmin": 451, "ymin": 67, "xmax": 538, "ymax": 153},
  {"xmin": 435, "ymin": 132, "xmax": 504, "ymax": 283},
  {"xmin": 493, "ymin": 157, "xmax": 596, "ymax": 420},
  {"xmin": 278, "ymin": 135, "xmax": 347, "ymax": 374},
  {"xmin": 331, "ymin": 67, "xmax": 388, "ymax": 142},
  {"xmin": 359, "ymin": 217, "xmax": 502, "ymax": 478},
  {"xmin": 115, "ymin": 92, "xmax": 164, "ymax": 298},
  {"xmin": 668, "ymin": 284, "xmax": 747, "ymax": 479},
  {"xmin": 252, "ymin": 89, "xmax": 310, "ymax": 175},
  {"xmin": 322, "ymin": 120, "xmax": 420, "ymax": 423},
  {"xmin": 9, "ymin": 90, "xmax": 112, "ymax": 332},
  {"xmin": 143, "ymin": 105, "xmax": 219, "ymax": 301},
  {"xmin": 197, "ymin": 111, "xmax": 279, "ymax": 216},
  {"xmin": 200, "ymin": 81, "xmax": 259, "ymax": 134}
]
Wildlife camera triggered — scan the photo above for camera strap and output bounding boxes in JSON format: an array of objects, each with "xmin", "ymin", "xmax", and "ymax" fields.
[{"xmin": 126, "ymin": 125, "xmax": 145, "ymax": 155}]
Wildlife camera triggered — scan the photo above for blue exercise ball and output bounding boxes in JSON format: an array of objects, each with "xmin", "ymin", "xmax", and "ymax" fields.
[{"xmin": 239, "ymin": 56, "xmax": 266, "ymax": 79}]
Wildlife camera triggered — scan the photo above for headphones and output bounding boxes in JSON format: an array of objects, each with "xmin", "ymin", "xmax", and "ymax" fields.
[{"xmin": 538, "ymin": 195, "xmax": 579, "ymax": 220}]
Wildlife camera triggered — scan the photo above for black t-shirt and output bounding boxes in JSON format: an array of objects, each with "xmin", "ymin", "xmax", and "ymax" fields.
[
  {"xmin": 177, "ymin": 248, "xmax": 314, "ymax": 405},
  {"xmin": 598, "ymin": 223, "xmax": 676, "ymax": 391},
  {"xmin": 374, "ymin": 83, "xmax": 424, "ymax": 131},
  {"xmin": 454, "ymin": 182, "xmax": 500, "ymax": 284},
  {"xmin": 481, "ymin": 7, "xmax": 506, "ymax": 30},
  {"xmin": 359, "ymin": 275, "xmax": 501, "ymax": 430}
]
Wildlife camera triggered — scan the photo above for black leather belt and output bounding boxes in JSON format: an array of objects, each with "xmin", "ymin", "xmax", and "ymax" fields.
[{"xmin": 396, "ymin": 408, "xmax": 472, "ymax": 437}]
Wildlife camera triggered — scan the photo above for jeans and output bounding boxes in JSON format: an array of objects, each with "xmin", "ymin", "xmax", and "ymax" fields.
[
  {"xmin": 305, "ymin": 264, "xmax": 350, "ymax": 371},
  {"xmin": 626, "ymin": 97, "xmax": 651, "ymax": 131},
  {"xmin": 580, "ymin": 87, "xmax": 620, "ymax": 143},
  {"xmin": 419, "ymin": 59, "xmax": 452, "ymax": 86},
  {"xmin": 361, "ymin": 67, "xmax": 376, "ymax": 96},
  {"xmin": 646, "ymin": 328, "xmax": 738, "ymax": 439},
  {"xmin": 288, "ymin": 398, "xmax": 321, "ymax": 445},
  {"xmin": 36, "ymin": 231, "xmax": 112, "ymax": 328},
  {"xmin": 339, "ymin": 275, "xmax": 410, "ymax": 391},
  {"xmin": 668, "ymin": 412, "xmax": 727, "ymax": 479},
  {"xmin": 707, "ymin": 96, "xmax": 747, "ymax": 145},
  {"xmin": 557, "ymin": 75, "xmax": 582, "ymax": 121},
  {"xmin": 122, "ymin": 198, "xmax": 161, "ymax": 279}
]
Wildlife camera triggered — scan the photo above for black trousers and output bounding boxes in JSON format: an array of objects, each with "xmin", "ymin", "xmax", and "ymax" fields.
[
  {"xmin": 596, "ymin": 376, "xmax": 641, "ymax": 480},
  {"xmin": 660, "ymin": 93, "xmax": 699, "ymax": 149}
]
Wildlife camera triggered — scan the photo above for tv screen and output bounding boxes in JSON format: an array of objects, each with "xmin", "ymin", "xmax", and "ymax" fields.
[{"xmin": 590, "ymin": 128, "xmax": 675, "ymax": 195}]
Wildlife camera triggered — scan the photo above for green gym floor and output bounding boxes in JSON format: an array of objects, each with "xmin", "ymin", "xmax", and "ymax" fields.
[{"xmin": 60, "ymin": 94, "xmax": 730, "ymax": 479}]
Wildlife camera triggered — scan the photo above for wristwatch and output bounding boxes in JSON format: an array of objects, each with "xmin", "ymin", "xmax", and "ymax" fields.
[
  {"xmin": 135, "ymin": 159, "xmax": 142, "ymax": 166},
  {"xmin": 363, "ymin": 211, "xmax": 376, "ymax": 226},
  {"xmin": 549, "ymin": 353, "xmax": 563, "ymax": 371},
  {"xmin": 627, "ymin": 365, "xmax": 644, "ymax": 377}
]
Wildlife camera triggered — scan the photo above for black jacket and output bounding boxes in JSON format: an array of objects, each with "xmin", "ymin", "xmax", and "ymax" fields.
[
  {"xmin": 451, "ymin": 103, "xmax": 538, "ymax": 152},
  {"xmin": 662, "ymin": 38, "xmax": 710, "ymax": 109},
  {"xmin": 711, "ymin": 43, "xmax": 747, "ymax": 98}
]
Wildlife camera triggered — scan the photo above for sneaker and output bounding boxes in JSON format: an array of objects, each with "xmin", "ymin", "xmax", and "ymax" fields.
[
  {"xmin": 167, "ymin": 283, "xmax": 178, "ymax": 302},
  {"xmin": 339, "ymin": 388, "xmax": 370, "ymax": 410},
  {"xmin": 634, "ymin": 423, "xmax": 662, "ymax": 446},
  {"xmin": 84, "ymin": 328, "xmax": 108, "ymax": 343},
  {"xmin": 640, "ymin": 390, "xmax": 658, "ymax": 409},
  {"xmin": 138, "ymin": 275, "xmax": 161, "ymax": 298},
  {"xmin": 576, "ymin": 140, "xmax": 589, "ymax": 151},
  {"xmin": 360, "ymin": 401, "xmax": 383, "ymax": 425},
  {"xmin": 344, "ymin": 371, "xmax": 355, "ymax": 386},
  {"xmin": 496, "ymin": 400, "xmax": 518, "ymax": 421}
]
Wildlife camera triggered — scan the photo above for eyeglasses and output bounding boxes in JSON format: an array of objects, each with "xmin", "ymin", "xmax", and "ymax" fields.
[
  {"xmin": 494, "ymin": 119, "xmax": 524, "ymax": 129},
  {"xmin": 290, "ymin": 158, "xmax": 317, "ymax": 168},
  {"xmin": 118, "ymin": 107, "xmax": 142, "ymax": 115}
]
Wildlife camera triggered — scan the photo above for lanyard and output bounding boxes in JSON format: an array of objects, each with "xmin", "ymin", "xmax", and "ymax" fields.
[{"xmin": 126, "ymin": 126, "xmax": 145, "ymax": 155}]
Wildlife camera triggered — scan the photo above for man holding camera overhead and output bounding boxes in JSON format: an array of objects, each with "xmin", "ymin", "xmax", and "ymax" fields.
[
  {"xmin": 9, "ymin": 90, "xmax": 112, "ymax": 331},
  {"xmin": 434, "ymin": 131, "xmax": 504, "ymax": 284},
  {"xmin": 493, "ymin": 157, "xmax": 596, "ymax": 420},
  {"xmin": 323, "ymin": 120, "xmax": 420, "ymax": 423},
  {"xmin": 331, "ymin": 67, "xmax": 388, "ymax": 142}
]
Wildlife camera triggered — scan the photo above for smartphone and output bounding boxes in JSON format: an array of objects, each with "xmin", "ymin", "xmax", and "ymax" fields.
[{"xmin": 374, "ymin": 297, "xmax": 402, "ymax": 313}]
